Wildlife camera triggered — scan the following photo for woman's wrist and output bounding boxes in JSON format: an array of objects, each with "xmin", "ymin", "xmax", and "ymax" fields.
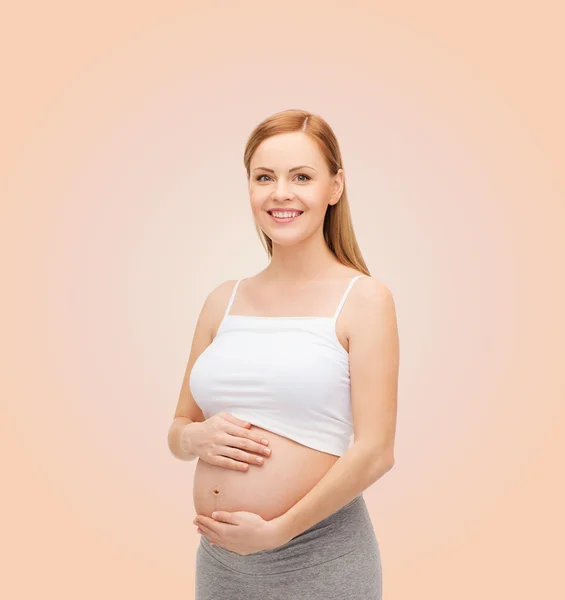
[{"xmin": 179, "ymin": 422, "xmax": 198, "ymax": 458}]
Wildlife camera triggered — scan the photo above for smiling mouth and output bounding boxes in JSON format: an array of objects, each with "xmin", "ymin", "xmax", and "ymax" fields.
[{"xmin": 267, "ymin": 210, "xmax": 304, "ymax": 223}]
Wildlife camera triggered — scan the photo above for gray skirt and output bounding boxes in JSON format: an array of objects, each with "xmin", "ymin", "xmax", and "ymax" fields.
[{"xmin": 195, "ymin": 493, "xmax": 382, "ymax": 600}]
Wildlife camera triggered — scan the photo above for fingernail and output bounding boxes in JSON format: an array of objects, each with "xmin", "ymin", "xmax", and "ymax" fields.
[{"xmin": 262, "ymin": 439, "xmax": 269, "ymax": 445}]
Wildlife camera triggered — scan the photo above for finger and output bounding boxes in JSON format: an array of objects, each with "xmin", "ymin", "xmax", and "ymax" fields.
[
  {"xmin": 198, "ymin": 515, "xmax": 236, "ymax": 536},
  {"xmin": 212, "ymin": 455, "xmax": 250, "ymax": 472},
  {"xmin": 224, "ymin": 425, "xmax": 268, "ymax": 448},
  {"xmin": 211, "ymin": 511, "xmax": 237, "ymax": 525},
  {"xmin": 196, "ymin": 522, "xmax": 217, "ymax": 539},
  {"xmin": 221, "ymin": 412, "xmax": 251, "ymax": 428},
  {"xmin": 196, "ymin": 516, "xmax": 221, "ymax": 536},
  {"xmin": 222, "ymin": 436, "xmax": 272, "ymax": 459}
]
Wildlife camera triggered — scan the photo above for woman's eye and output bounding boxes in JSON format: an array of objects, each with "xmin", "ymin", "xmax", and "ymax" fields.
[{"xmin": 255, "ymin": 173, "xmax": 311, "ymax": 182}]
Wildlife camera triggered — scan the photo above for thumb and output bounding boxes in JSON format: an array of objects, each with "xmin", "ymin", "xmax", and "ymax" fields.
[{"xmin": 211, "ymin": 511, "xmax": 238, "ymax": 524}]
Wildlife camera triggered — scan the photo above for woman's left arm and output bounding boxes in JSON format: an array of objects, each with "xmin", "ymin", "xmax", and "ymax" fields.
[{"xmin": 273, "ymin": 277, "xmax": 400, "ymax": 544}]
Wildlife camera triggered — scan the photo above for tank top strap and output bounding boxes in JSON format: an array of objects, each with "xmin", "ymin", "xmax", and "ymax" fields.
[
  {"xmin": 332, "ymin": 275, "xmax": 365, "ymax": 321},
  {"xmin": 224, "ymin": 279, "xmax": 244, "ymax": 318}
]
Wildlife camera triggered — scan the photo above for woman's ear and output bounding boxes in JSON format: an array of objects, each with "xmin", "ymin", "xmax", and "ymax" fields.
[{"xmin": 330, "ymin": 169, "xmax": 345, "ymax": 205}]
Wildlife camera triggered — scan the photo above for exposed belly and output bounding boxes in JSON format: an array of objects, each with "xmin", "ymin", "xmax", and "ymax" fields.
[{"xmin": 193, "ymin": 423, "xmax": 339, "ymax": 521}]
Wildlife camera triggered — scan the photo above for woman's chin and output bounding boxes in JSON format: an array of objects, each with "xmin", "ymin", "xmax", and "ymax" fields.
[{"xmin": 264, "ymin": 227, "xmax": 309, "ymax": 243}]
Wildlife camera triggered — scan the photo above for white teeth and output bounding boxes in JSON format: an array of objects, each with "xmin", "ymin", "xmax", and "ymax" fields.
[{"xmin": 271, "ymin": 211, "xmax": 301, "ymax": 218}]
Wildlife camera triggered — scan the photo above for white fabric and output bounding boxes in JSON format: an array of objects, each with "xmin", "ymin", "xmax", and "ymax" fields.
[{"xmin": 189, "ymin": 275, "xmax": 364, "ymax": 456}]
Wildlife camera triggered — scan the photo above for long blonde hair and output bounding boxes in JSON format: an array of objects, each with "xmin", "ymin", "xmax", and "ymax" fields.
[{"xmin": 243, "ymin": 109, "xmax": 371, "ymax": 277}]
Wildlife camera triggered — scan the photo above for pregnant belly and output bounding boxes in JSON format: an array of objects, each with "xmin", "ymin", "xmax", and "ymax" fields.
[{"xmin": 193, "ymin": 424, "xmax": 339, "ymax": 521}]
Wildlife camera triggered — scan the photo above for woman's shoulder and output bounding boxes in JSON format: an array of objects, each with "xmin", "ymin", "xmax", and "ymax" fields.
[
  {"xmin": 197, "ymin": 279, "xmax": 240, "ymax": 337},
  {"xmin": 205, "ymin": 278, "xmax": 240, "ymax": 306}
]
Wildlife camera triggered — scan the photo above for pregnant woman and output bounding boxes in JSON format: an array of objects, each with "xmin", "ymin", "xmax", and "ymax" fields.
[{"xmin": 168, "ymin": 109, "xmax": 399, "ymax": 600}]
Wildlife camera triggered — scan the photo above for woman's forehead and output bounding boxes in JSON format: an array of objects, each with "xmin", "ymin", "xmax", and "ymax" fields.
[{"xmin": 251, "ymin": 133, "xmax": 323, "ymax": 167}]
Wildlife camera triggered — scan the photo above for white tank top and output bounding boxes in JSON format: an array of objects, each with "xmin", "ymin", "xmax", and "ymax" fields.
[{"xmin": 189, "ymin": 274, "xmax": 365, "ymax": 456}]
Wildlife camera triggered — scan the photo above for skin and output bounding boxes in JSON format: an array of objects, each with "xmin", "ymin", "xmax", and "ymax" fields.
[
  {"xmin": 192, "ymin": 131, "xmax": 398, "ymax": 554},
  {"xmin": 247, "ymin": 131, "xmax": 345, "ymax": 284}
]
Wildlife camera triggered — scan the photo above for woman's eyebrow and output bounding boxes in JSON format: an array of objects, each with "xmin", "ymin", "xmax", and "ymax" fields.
[{"xmin": 252, "ymin": 165, "xmax": 317, "ymax": 173}]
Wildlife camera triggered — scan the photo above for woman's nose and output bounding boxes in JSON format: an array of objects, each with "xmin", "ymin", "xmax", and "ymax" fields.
[{"xmin": 272, "ymin": 184, "xmax": 295, "ymax": 200}]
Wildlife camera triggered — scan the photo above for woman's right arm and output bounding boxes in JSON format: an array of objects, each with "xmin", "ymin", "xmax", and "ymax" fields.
[
  {"xmin": 167, "ymin": 282, "xmax": 230, "ymax": 461},
  {"xmin": 168, "ymin": 417, "xmax": 201, "ymax": 461}
]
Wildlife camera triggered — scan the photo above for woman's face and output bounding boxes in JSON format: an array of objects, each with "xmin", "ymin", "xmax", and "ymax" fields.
[{"xmin": 248, "ymin": 132, "xmax": 344, "ymax": 246}]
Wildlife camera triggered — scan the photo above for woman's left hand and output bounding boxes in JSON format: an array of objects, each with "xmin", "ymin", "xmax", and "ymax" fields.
[{"xmin": 194, "ymin": 510, "xmax": 289, "ymax": 556}]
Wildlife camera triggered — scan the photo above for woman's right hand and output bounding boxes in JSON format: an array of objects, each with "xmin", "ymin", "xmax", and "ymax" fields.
[{"xmin": 182, "ymin": 411, "xmax": 272, "ymax": 471}]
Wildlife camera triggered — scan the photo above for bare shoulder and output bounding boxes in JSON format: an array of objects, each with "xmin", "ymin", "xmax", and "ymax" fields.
[
  {"xmin": 354, "ymin": 275, "xmax": 393, "ymax": 303},
  {"xmin": 205, "ymin": 278, "xmax": 239, "ymax": 308},
  {"xmin": 345, "ymin": 275, "xmax": 397, "ymax": 337},
  {"xmin": 201, "ymin": 279, "xmax": 239, "ymax": 337}
]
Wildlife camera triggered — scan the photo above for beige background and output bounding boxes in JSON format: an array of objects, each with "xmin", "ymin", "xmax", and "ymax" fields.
[{"xmin": 2, "ymin": 1, "xmax": 564, "ymax": 598}]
